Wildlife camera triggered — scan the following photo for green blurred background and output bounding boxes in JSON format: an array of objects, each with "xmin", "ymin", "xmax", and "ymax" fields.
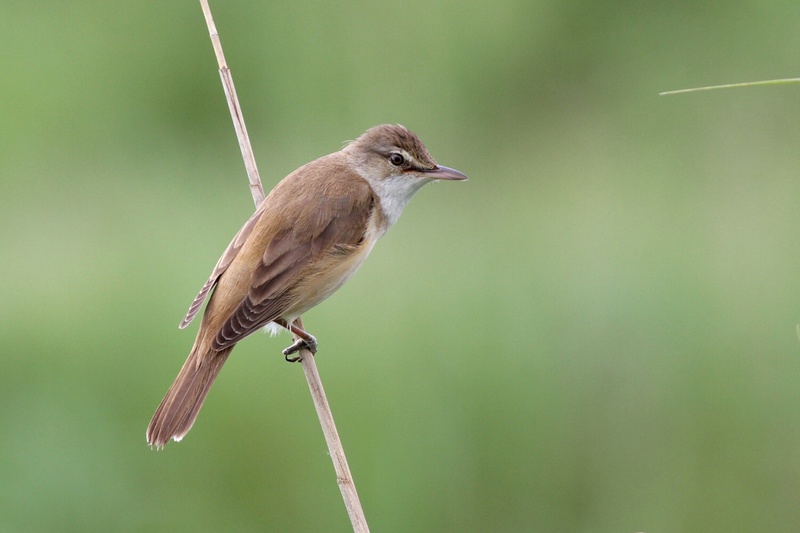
[{"xmin": 3, "ymin": 1, "xmax": 800, "ymax": 531}]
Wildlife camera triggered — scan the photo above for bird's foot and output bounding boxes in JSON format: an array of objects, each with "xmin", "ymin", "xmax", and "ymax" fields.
[{"xmin": 282, "ymin": 334, "xmax": 318, "ymax": 362}]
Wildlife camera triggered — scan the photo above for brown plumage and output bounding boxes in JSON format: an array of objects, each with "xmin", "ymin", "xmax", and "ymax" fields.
[{"xmin": 146, "ymin": 125, "xmax": 466, "ymax": 448}]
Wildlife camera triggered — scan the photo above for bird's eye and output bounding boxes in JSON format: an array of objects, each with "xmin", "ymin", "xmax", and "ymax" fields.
[{"xmin": 389, "ymin": 153, "xmax": 405, "ymax": 166}]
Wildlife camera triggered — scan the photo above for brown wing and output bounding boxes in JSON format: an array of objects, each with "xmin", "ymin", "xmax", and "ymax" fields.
[
  {"xmin": 179, "ymin": 202, "xmax": 268, "ymax": 329},
  {"xmin": 213, "ymin": 167, "xmax": 375, "ymax": 349}
]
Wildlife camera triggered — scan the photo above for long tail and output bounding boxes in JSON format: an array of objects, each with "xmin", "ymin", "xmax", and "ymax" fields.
[{"xmin": 146, "ymin": 345, "xmax": 233, "ymax": 448}]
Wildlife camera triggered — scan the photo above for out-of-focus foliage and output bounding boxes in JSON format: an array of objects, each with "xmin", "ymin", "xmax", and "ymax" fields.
[{"xmin": 3, "ymin": 1, "xmax": 800, "ymax": 531}]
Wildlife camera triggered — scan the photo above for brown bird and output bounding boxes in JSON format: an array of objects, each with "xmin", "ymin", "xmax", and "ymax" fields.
[{"xmin": 146, "ymin": 124, "xmax": 467, "ymax": 448}]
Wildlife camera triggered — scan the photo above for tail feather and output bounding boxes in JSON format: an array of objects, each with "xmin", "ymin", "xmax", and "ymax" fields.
[{"xmin": 146, "ymin": 345, "xmax": 233, "ymax": 448}]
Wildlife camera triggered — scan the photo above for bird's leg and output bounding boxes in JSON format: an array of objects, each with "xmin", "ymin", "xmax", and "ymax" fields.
[{"xmin": 274, "ymin": 318, "xmax": 318, "ymax": 362}]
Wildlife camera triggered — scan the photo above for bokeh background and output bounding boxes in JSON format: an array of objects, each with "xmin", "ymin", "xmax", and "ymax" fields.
[{"xmin": 3, "ymin": 1, "xmax": 800, "ymax": 531}]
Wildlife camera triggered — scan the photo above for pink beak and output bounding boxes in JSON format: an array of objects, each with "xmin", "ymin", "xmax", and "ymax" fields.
[{"xmin": 422, "ymin": 165, "xmax": 468, "ymax": 181}]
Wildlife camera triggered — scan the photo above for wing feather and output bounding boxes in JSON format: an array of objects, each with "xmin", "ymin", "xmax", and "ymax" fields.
[
  {"xmin": 212, "ymin": 166, "xmax": 375, "ymax": 349},
  {"xmin": 179, "ymin": 203, "xmax": 268, "ymax": 329}
]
